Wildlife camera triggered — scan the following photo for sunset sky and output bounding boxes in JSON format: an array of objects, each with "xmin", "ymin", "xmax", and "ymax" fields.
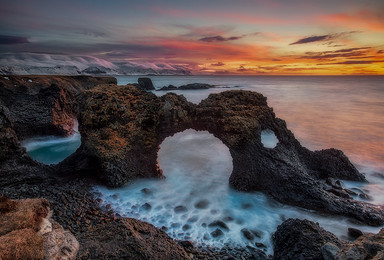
[{"xmin": 0, "ymin": 0, "xmax": 383, "ymax": 75}]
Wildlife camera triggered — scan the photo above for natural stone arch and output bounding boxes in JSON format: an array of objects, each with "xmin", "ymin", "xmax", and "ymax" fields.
[{"xmin": 59, "ymin": 84, "xmax": 384, "ymax": 226}]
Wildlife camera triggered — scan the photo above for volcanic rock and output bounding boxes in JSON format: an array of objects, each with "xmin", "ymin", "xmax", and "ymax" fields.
[
  {"xmin": 64, "ymin": 85, "xmax": 384, "ymax": 225},
  {"xmin": 273, "ymin": 218, "xmax": 342, "ymax": 260},
  {"xmin": 0, "ymin": 75, "xmax": 116, "ymax": 138},
  {"xmin": 273, "ymin": 219, "xmax": 384, "ymax": 260}
]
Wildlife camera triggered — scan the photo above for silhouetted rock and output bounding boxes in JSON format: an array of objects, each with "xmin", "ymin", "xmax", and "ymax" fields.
[
  {"xmin": 158, "ymin": 83, "xmax": 214, "ymax": 91},
  {"xmin": 137, "ymin": 77, "xmax": 155, "ymax": 90},
  {"xmin": 348, "ymin": 227, "xmax": 363, "ymax": 239}
]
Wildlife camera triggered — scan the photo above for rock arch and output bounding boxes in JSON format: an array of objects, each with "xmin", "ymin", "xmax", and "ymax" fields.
[{"xmin": 60, "ymin": 84, "xmax": 384, "ymax": 225}]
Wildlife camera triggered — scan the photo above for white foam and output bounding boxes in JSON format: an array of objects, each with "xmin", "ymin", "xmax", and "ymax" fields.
[
  {"xmin": 261, "ymin": 129, "xmax": 279, "ymax": 148},
  {"xmin": 94, "ymin": 129, "xmax": 383, "ymax": 254}
]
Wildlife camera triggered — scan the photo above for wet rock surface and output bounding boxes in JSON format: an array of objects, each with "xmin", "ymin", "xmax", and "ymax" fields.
[
  {"xmin": 273, "ymin": 218, "xmax": 384, "ymax": 260},
  {"xmin": 65, "ymin": 84, "xmax": 383, "ymax": 225}
]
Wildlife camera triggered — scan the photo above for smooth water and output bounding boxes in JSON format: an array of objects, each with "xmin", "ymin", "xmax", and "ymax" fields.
[
  {"xmin": 23, "ymin": 75, "xmax": 384, "ymax": 252},
  {"xmin": 22, "ymin": 124, "xmax": 81, "ymax": 165}
]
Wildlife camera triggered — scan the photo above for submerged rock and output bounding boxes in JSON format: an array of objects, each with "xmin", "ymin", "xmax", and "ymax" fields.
[{"xmin": 64, "ymin": 85, "xmax": 383, "ymax": 225}]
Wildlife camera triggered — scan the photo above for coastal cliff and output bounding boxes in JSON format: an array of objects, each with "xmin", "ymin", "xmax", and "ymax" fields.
[{"xmin": 0, "ymin": 75, "xmax": 116, "ymax": 138}]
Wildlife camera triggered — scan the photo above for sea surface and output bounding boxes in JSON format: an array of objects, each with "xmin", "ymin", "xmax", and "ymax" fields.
[{"xmin": 23, "ymin": 75, "xmax": 384, "ymax": 254}]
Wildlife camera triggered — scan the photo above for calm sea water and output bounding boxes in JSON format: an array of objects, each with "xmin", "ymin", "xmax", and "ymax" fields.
[{"xmin": 24, "ymin": 75, "xmax": 384, "ymax": 253}]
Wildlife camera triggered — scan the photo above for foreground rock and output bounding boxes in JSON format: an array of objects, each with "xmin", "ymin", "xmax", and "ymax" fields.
[
  {"xmin": 158, "ymin": 82, "xmax": 215, "ymax": 90},
  {"xmin": 0, "ymin": 196, "xmax": 79, "ymax": 260},
  {"xmin": 64, "ymin": 85, "xmax": 383, "ymax": 225},
  {"xmin": 0, "ymin": 75, "xmax": 116, "ymax": 138},
  {"xmin": 273, "ymin": 218, "xmax": 384, "ymax": 260}
]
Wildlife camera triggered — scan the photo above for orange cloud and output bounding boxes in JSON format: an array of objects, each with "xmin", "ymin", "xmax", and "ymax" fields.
[{"xmin": 319, "ymin": 9, "xmax": 384, "ymax": 31}]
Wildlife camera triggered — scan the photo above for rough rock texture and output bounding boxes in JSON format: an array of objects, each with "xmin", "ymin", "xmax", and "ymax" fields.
[
  {"xmin": 273, "ymin": 219, "xmax": 343, "ymax": 260},
  {"xmin": 137, "ymin": 77, "xmax": 155, "ymax": 90},
  {"xmin": 0, "ymin": 75, "xmax": 116, "ymax": 138},
  {"xmin": 273, "ymin": 219, "xmax": 384, "ymax": 260},
  {"xmin": 0, "ymin": 101, "xmax": 52, "ymax": 187},
  {"xmin": 64, "ymin": 85, "xmax": 384, "ymax": 225},
  {"xmin": 77, "ymin": 218, "xmax": 190, "ymax": 259},
  {"xmin": 0, "ymin": 197, "xmax": 79, "ymax": 260}
]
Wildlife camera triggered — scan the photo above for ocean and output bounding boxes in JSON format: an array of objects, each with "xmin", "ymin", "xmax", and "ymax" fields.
[{"xmin": 23, "ymin": 75, "xmax": 384, "ymax": 254}]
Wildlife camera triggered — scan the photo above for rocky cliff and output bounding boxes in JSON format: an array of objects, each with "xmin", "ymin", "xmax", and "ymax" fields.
[{"xmin": 0, "ymin": 75, "xmax": 116, "ymax": 138}]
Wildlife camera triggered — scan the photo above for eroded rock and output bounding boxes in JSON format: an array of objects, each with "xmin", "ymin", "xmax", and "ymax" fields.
[{"xmin": 65, "ymin": 85, "xmax": 383, "ymax": 225}]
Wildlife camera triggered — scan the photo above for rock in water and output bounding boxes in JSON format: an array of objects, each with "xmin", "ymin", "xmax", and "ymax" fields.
[
  {"xmin": 138, "ymin": 77, "xmax": 155, "ymax": 90},
  {"xmin": 67, "ymin": 85, "xmax": 384, "ymax": 225}
]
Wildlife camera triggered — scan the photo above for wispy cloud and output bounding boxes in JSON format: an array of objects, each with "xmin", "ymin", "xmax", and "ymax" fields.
[
  {"xmin": 211, "ymin": 61, "xmax": 225, "ymax": 66},
  {"xmin": 0, "ymin": 35, "xmax": 29, "ymax": 45},
  {"xmin": 298, "ymin": 47, "xmax": 371, "ymax": 60},
  {"xmin": 199, "ymin": 35, "xmax": 243, "ymax": 42},
  {"xmin": 290, "ymin": 31, "xmax": 359, "ymax": 45}
]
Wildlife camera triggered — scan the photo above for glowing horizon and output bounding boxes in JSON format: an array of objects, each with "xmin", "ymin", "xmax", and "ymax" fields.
[{"xmin": 1, "ymin": 0, "xmax": 383, "ymax": 75}]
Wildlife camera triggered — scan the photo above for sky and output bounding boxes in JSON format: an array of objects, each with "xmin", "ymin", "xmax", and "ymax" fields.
[{"xmin": 0, "ymin": 0, "xmax": 383, "ymax": 75}]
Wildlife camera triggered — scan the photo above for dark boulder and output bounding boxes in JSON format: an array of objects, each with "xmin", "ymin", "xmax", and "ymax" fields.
[
  {"xmin": 273, "ymin": 219, "xmax": 342, "ymax": 260},
  {"xmin": 158, "ymin": 83, "xmax": 214, "ymax": 91},
  {"xmin": 137, "ymin": 77, "xmax": 155, "ymax": 90}
]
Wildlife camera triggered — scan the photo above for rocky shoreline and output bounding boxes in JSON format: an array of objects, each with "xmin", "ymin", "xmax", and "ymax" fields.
[{"xmin": 1, "ymin": 75, "xmax": 383, "ymax": 259}]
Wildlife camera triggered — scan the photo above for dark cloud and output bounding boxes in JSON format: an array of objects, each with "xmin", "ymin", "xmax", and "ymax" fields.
[
  {"xmin": 0, "ymin": 35, "xmax": 29, "ymax": 45},
  {"xmin": 290, "ymin": 31, "xmax": 359, "ymax": 45},
  {"xmin": 211, "ymin": 61, "xmax": 225, "ymax": 66},
  {"xmin": 378, "ymin": 50, "xmax": 384, "ymax": 54},
  {"xmin": 200, "ymin": 35, "xmax": 242, "ymax": 42},
  {"xmin": 299, "ymin": 47, "xmax": 371, "ymax": 60},
  {"xmin": 237, "ymin": 65, "xmax": 249, "ymax": 72}
]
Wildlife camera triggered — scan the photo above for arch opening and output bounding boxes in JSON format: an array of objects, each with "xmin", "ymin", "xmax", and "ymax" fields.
[
  {"xmin": 261, "ymin": 129, "xmax": 279, "ymax": 148},
  {"xmin": 21, "ymin": 120, "xmax": 81, "ymax": 165}
]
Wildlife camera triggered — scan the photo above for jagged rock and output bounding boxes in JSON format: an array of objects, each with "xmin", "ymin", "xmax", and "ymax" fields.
[
  {"xmin": 65, "ymin": 85, "xmax": 383, "ymax": 225},
  {"xmin": 337, "ymin": 228, "xmax": 384, "ymax": 259},
  {"xmin": 137, "ymin": 77, "xmax": 155, "ymax": 90},
  {"xmin": 273, "ymin": 219, "xmax": 343, "ymax": 260},
  {"xmin": 0, "ymin": 75, "xmax": 116, "ymax": 138}
]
